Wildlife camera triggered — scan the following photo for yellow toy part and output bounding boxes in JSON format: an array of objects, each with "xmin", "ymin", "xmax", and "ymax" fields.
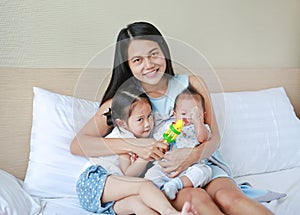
[{"xmin": 163, "ymin": 119, "xmax": 185, "ymax": 144}]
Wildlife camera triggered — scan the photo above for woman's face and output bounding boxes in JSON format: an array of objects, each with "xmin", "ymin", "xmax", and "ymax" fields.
[{"xmin": 127, "ymin": 40, "xmax": 166, "ymax": 86}]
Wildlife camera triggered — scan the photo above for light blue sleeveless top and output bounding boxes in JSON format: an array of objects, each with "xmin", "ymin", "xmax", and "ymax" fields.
[{"xmin": 149, "ymin": 74, "xmax": 189, "ymax": 117}]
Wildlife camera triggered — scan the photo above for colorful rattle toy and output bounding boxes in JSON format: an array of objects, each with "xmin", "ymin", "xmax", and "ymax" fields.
[{"xmin": 163, "ymin": 119, "xmax": 185, "ymax": 150}]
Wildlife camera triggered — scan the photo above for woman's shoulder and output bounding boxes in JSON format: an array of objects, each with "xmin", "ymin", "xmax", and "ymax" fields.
[
  {"xmin": 188, "ymin": 74, "xmax": 205, "ymax": 83},
  {"xmin": 170, "ymin": 74, "xmax": 189, "ymax": 89},
  {"xmin": 173, "ymin": 74, "xmax": 188, "ymax": 81},
  {"xmin": 172, "ymin": 74, "xmax": 205, "ymax": 85}
]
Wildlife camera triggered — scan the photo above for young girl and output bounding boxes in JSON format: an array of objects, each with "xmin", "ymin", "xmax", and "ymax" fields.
[
  {"xmin": 76, "ymin": 85, "xmax": 196, "ymax": 214},
  {"xmin": 71, "ymin": 21, "xmax": 273, "ymax": 214}
]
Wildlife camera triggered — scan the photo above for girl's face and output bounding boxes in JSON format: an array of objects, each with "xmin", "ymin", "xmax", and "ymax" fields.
[
  {"xmin": 127, "ymin": 40, "xmax": 166, "ymax": 86},
  {"xmin": 125, "ymin": 100, "xmax": 154, "ymax": 138}
]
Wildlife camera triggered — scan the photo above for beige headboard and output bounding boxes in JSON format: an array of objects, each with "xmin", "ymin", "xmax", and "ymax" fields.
[{"xmin": 1, "ymin": 67, "xmax": 299, "ymax": 180}]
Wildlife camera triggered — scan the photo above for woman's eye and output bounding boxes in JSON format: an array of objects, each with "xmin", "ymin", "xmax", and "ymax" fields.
[
  {"xmin": 148, "ymin": 114, "xmax": 153, "ymax": 119},
  {"xmin": 132, "ymin": 58, "xmax": 141, "ymax": 63},
  {"xmin": 151, "ymin": 51, "xmax": 158, "ymax": 57},
  {"xmin": 137, "ymin": 118, "xmax": 143, "ymax": 122}
]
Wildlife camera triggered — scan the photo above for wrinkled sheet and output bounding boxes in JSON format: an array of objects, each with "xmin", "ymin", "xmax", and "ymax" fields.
[
  {"xmin": 234, "ymin": 167, "xmax": 300, "ymax": 215},
  {"xmin": 40, "ymin": 167, "xmax": 300, "ymax": 215}
]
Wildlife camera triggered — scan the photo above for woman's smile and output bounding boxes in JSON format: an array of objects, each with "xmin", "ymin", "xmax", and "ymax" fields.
[{"xmin": 143, "ymin": 68, "xmax": 160, "ymax": 78}]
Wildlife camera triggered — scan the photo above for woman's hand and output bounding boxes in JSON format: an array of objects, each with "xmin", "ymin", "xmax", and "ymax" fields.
[
  {"xmin": 158, "ymin": 147, "xmax": 198, "ymax": 177},
  {"xmin": 132, "ymin": 139, "xmax": 169, "ymax": 161}
]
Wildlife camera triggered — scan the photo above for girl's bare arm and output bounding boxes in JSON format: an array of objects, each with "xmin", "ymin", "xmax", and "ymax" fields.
[
  {"xmin": 70, "ymin": 99, "xmax": 168, "ymax": 160},
  {"xmin": 119, "ymin": 154, "xmax": 149, "ymax": 177}
]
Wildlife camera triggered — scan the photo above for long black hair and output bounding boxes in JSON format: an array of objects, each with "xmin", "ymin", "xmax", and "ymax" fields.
[{"xmin": 100, "ymin": 21, "xmax": 175, "ymax": 105}]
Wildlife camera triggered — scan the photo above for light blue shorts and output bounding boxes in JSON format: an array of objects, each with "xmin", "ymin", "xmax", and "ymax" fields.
[
  {"xmin": 76, "ymin": 165, "xmax": 115, "ymax": 214},
  {"xmin": 209, "ymin": 163, "xmax": 230, "ymax": 180}
]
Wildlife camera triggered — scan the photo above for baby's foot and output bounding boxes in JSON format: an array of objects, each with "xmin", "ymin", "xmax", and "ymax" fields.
[
  {"xmin": 164, "ymin": 182, "xmax": 178, "ymax": 200},
  {"xmin": 164, "ymin": 178, "xmax": 183, "ymax": 200}
]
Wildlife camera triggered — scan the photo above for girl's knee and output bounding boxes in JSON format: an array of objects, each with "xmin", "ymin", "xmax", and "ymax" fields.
[
  {"xmin": 133, "ymin": 178, "xmax": 154, "ymax": 190},
  {"xmin": 141, "ymin": 179, "xmax": 156, "ymax": 188}
]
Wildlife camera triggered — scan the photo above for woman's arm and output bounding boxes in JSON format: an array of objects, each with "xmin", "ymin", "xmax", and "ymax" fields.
[
  {"xmin": 159, "ymin": 75, "xmax": 220, "ymax": 177},
  {"xmin": 189, "ymin": 75, "xmax": 220, "ymax": 157},
  {"xmin": 70, "ymin": 99, "xmax": 168, "ymax": 159},
  {"xmin": 119, "ymin": 154, "xmax": 149, "ymax": 177}
]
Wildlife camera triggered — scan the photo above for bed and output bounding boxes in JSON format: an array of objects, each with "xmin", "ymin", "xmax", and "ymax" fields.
[{"xmin": 0, "ymin": 67, "xmax": 299, "ymax": 215}]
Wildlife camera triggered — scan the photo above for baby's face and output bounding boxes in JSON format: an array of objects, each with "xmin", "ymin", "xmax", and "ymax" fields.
[
  {"xmin": 174, "ymin": 95, "xmax": 204, "ymax": 126},
  {"xmin": 126, "ymin": 100, "xmax": 154, "ymax": 138}
]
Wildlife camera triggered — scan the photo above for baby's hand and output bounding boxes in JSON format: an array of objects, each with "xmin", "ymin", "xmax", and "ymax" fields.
[
  {"xmin": 191, "ymin": 107, "xmax": 204, "ymax": 123},
  {"xmin": 130, "ymin": 153, "xmax": 138, "ymax": 163}
]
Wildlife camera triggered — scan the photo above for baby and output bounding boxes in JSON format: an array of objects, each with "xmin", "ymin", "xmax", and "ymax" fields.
[{"xmin": 145, "ymin": 86, "xmax": 212, "ymax": 200}]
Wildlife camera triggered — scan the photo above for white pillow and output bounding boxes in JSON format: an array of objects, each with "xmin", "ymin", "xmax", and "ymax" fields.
[
  {"xmin": 0, "ymin": 169, "xmax": 44, "ymax": 215},
  {"xmin": 212, "ymin": 87, "xmax": 300, "ymax": 177},
  {"xmin": 24, "ymin": 87, "xmax": 99, "ymax": 197}
]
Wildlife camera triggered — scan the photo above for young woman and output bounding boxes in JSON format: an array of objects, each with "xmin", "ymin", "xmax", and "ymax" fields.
[{"xmin": 71, "ymin": 21, "xmax": 272, "ymax": 214}]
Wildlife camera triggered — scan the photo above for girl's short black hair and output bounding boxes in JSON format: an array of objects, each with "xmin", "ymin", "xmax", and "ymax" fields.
[
  {"xmin": 101, "ymin": 21, "xmax": 175, "ymax": 105},
  {"xmin": 111, "ymin": 83, "xmax": 151, "ymax": 127}
]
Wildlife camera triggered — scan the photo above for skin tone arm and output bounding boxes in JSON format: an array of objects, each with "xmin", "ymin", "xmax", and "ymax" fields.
[
  {"xmin": 159, "ymin": 75, "xmax": 220, "ymax": 177},
  {"xmin": 189, "ymin": 75, "xmax": 220, "ymax": 157},
  {"xmin": 119, "ymin": 153, "xmax": 149, "ymax": 177},
  {"xmin": 191, "ymin": 109, "xmax": 210, "ymax": 143},
  {"xmin": 70, "ymin": 99, "xmax": 168, "ymax": 160},
  {"xmin": 194, "ymin": 121, "xmax": 209, "ymax": 143}
]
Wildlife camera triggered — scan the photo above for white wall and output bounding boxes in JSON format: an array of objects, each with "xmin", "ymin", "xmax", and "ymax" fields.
[{"xmin": 1, "ymin": 0, "xmax": 300, "ymax": 68}]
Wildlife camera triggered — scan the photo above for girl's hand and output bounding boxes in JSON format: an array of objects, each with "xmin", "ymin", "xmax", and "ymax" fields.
[{"xmin": 158, "ymin": 147, "xmax": 196, "ymax": 177}]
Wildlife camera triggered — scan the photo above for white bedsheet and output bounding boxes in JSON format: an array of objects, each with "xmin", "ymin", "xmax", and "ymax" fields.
[
  {"xmin": 40, "ymin": 167, "xmax": 299, "ymax": 215},
  {"xmin": 234, "ymin": 166, "xmax": 300, "ymax": 215},
  {"xmin": 41, "ymin": 197, "xmax": 96, "ymax": 215}
]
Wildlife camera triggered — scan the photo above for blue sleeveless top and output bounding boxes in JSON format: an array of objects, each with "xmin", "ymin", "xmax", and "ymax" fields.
[{"xmin": 148, "ymin": 74, "xmax": 189, "ymax": 117}]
